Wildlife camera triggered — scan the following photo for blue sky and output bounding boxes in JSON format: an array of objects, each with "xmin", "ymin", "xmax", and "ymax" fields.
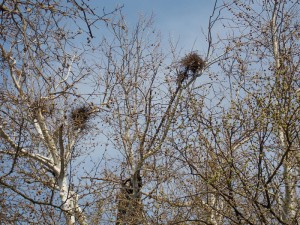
[
  {"xmin": 73, "ymin": 1, "xmax": 220, "ymax": 171},
  {"xmin": 96, "ymin": 1, "xmax": 216, "ymax": 52}
]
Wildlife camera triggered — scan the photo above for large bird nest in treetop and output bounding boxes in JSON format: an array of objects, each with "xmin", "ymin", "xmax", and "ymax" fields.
[
  {"xmin": 71, "ymin": 105, "xmax": 93, "ymax": 130},
  {"xmin": 180, "ymin": 52, "xmax": 205, "ymax": 74}
]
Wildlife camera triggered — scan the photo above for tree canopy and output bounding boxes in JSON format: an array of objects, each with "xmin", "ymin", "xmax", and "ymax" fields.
[{"xmin": 1, "ymin": 0, "xmax": 300, "ymax": 224}]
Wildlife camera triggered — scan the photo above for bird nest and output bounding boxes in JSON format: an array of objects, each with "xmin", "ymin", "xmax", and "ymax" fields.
[
  {"xmin": 180, "ymin": 52, "xmax": 205, "ymax": 74},
  {"xmin": 70, "ymin": 105, "xmax": 93, "ymax": 130}
]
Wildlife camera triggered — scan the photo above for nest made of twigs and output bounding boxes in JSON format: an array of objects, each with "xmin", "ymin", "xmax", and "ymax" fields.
[
  {"xmin": 180, "ymin": 52, "xmax": 205, "ymax": 74},
  {"xmin": 70, "ymin": 105, "xmax": 93, "ymax": 130}
]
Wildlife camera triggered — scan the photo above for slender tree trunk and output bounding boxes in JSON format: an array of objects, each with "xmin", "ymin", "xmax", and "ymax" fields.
[
  {"xmin": 58, "ymin": 176, "xmax": 88, "ymax": 225},
  {"xmin": 271, "ymin": 3, "xmax": 297, "ymax": 222}
]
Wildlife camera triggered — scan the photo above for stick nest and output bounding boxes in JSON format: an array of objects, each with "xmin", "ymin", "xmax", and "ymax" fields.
[
  {"xmin": 180, "ymin": 52, "xmax": 205, "ymax": 74},
  {"xmin": 71, "ymin": 105, "xmax": 93, "ymax": 130}
]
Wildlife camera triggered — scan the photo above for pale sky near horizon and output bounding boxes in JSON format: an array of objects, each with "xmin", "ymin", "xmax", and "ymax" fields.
[{"xmin": 95, "ymin": 1, "xmax": 217, "ymax": 53}]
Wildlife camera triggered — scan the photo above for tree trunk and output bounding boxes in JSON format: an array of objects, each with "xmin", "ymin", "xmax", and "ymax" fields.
[
  {"xmin": 116, "ymin": 171, "xmax": 143, "ymax": 225},
  {"xmin": 58, "ymin": 176, "xmax": 88, "ymax": 225}
]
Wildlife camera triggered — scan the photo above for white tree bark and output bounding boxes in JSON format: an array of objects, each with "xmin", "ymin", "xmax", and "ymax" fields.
[
  {"xmin": 0, "ymin": 108, "xmax": 88, "ymax": 225},
  {"xmin": 271, "ymin": 3, "xmax": 297, "ymax": 222},
  {"xmin": 58, "ymin": 176, "xmax": 88, "ymax": 225}
]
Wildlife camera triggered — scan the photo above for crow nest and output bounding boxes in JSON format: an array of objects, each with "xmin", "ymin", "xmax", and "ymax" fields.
[
  {"xmin": 177, "ymin": 52, "xmax": 205, "ymax": 84},
  {"xmin": 180, "ymin": 52, "xmax": 205, "ymax": 74},
  {"xmin": 70, "ymin": 105, "xmax": 94, "ymax": 130}
]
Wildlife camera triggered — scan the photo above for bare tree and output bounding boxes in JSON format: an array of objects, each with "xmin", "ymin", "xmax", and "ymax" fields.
[
  {"xmin": 2, "ymin": 0, "xmax": 299, "ymax": 224},
  {"xmin": 0, "ymin": 1, "xmax": 120, "ymax": 224},
  {"xmin": 89, "ymin": 7, "xmax": 223, "ymax": 223},
  {"xmin": 219, "ymin": 1, "xmax": 300, "ymax": 223},
  {"xmin": 161, "ymin": 0, "xmax": 300, "ymax": 224}
]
